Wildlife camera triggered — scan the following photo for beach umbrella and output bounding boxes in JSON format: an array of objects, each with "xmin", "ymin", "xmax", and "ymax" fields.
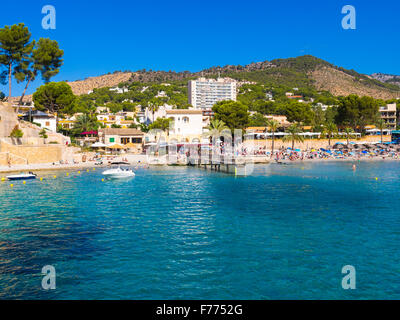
[
  {"xmin": 107, "ymin": 144, "xmax": 126, "ymax": 149},
  {"xmin": 333, "ymin": 144, "xmax": 344, "ymax": 149},
  {"xmin": 81, "ymin": 130, "xmax": 98, "ymax": 135},
  {"xmin": 124, "ymin": 142, "xmax": 136, "ymax": 148}
]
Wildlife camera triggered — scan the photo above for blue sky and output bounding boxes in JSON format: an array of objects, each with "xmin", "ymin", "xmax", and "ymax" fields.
[{"xmin": 1, "ymin": 0, "xmax": 399, "ymax": 96}]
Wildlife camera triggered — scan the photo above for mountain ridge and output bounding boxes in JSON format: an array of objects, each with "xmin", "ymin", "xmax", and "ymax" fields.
[
  {"xmin": 370, "ymin": 72, "xmax": 400, "ymax": 87},
  {"xmin": 18, "ymin": 55, "xmax": 400, "ymax": 102}
]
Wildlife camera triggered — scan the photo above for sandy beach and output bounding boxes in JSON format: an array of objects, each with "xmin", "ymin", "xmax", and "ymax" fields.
[
  {"xmin": 1, "ymin": 153, "xmax": 398, "ymax": 175},
  {"xmin": 0, "ymin": 154, "xmax": 149, "ymax": 174}
]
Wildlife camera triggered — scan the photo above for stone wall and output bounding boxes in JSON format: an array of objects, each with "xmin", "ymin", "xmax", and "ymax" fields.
[
  {"xmin": 0, "ymin": 103, "xmax": 18, "ymax": 138},
  {"xmin": 0, "ymin": 140, "xmax": 63, "ymax": 164},
  {"xmin": 0, "ymin": 103, "xmax": 76, "ymax": 165},
  {"xmin": 0, "ymin": 152, "xmax": 28, "ymax": 166}
]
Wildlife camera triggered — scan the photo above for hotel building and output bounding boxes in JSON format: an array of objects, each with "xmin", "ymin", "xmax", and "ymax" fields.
[
  {"xmin": 379, "ymin": 103, "xmax": 397, "ymax": 129},
  {"xmin": 188, "ymin": 78, "xmax": 237, "ymax": 110}
]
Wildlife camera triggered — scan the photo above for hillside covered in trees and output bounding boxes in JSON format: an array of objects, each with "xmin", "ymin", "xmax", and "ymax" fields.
[
  {"xmin": 19, "ymin": 55, "xmax": 400, "ymax": 103},
  {"xmin": 24, "ymin": 54, "xmax": 400, "ymax": 134}
]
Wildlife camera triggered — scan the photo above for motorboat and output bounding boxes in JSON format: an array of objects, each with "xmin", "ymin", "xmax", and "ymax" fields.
[
  {"xmin": 102, "ymin": 167, "xmax": 135, "ymax": 179},
  {"xmin": 7, "ymin": 172, "xmax": 37, "ymax": 181}
]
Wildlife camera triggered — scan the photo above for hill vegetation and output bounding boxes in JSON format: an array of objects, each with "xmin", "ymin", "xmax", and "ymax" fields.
[
  {"xmin": 26, "ymin": 55, "xmax": 400, "ymax": 134},
  {"xmin": 19, "ymin": 55, "xmax": 400, "ymax": 105},
  {"xmin": 370, "ymin": 73, "xmax": 400, "ymax": 87}
]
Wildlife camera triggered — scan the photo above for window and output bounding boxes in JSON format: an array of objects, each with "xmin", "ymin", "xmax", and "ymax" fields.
[
  {"xmin": 121, "ymin": 138, "xmax": 130, "ymax": 144},
  {"xmin": 183, "ymin": 117, "xmax": 189, "ymax": 123},
  {"xmin": 109, "ymin": 137, "xmax": 115, "ymax": 143},
  {"xmin": 46, "ymin": 121, "xmax": 50, "ymax": 126},
  {"xmin": 132, "ymin": 138, "xmax": 142, "ymax": 143}
]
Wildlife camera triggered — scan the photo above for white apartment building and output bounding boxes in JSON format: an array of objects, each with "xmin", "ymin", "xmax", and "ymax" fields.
[{"xmin": 188, "ymin": 77, "xmax": 237, "ymax": 110}]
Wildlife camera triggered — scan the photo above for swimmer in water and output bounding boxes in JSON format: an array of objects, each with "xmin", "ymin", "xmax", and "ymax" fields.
[{"xmin": 352, "ymin": 164, "xmax": 356, "ymax": 171}]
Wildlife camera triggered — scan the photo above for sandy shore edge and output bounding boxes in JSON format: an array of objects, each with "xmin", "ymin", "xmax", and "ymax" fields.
[{"xmin": 1, "ymin": 156, "xmax": 398, "ymax": 175}]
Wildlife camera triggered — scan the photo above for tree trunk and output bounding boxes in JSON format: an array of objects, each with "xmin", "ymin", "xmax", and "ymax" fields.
[
  {"xmin": 292, "ymin": 138, "xmax": 294, "ymax": 150},
  {"xmin": 52, "ymin": 104, "xmax": 58, "ymax": 132},
  {"xmin": 19, "ymin": 76, "xmax": 31, "ymax": 104},
  {"xmin": 17, "ymin": 76, "xmax": 32, "ymax": 114},
  {"xmin": 271, "ymin": 133, "xmax": 275, "ymax": 158},
  {"xmin": 347, "ymin": 135, "xmax": 349, "ymax": 145},
  {"xmin": 328, "ymin": 136, "xmax": 331, "ymax": 146},
  {"xmin": 381, "ymin": 132, "xmax": 383, "ymax": 144},
  {"xmin": 8, "ymin": 63, "xmax": 12, "ymax": 103}
]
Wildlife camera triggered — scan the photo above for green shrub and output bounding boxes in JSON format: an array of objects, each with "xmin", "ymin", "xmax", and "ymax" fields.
[
  {"xmin": 9, "ymin": 125, "xmax": 23, "ymax": 138},
  {"xmin": 39, "ymin": 129, "xmax": 48, "ymax": 139}
]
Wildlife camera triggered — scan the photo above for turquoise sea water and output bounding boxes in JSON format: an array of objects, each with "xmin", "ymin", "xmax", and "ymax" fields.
[{"xmin": 0, "ymin": 161, "xmax": 400, "ymax": 299}]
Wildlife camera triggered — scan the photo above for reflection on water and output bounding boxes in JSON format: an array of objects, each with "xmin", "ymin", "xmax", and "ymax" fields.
[{"xmin": 0, "ymin": 162, "xmax": 400, "ymax": 299}]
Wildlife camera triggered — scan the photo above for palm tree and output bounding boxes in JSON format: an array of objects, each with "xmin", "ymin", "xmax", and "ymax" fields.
[
  {"xmin": 376, "ymin": 118, "xmax": 387, "ymax": 143},
  {"xmin": 148, "ymin": 101, "xmax": 159, "ymax": 123},
  {"xmin": 202, "ymin": 119, "xmax": 229, "ymax": 148},
  {"xmin": 282, "ymin": 123, "xmax": 304, "ymax": 150},
  {"xmin": 203, "ymin": 119, "xmax": 228, "ymax": 139},
  {"xmin": 72, "ymin": 113, "xmax": 99, "ymax": 135},
  {"xmin": 343, "ymin": 127, "xmax": 354, "ymax": 145},
  {"xmin": 267, "ymin": 119, "xmax": 280, "ymax": 157},
  {"xmin": 206, "ymin": 119, "xmax": 228, "ymax": 131},
  {"xmin": 148, "ymin": 97, "xmax": 166, "ymax": 123},
  {"xmin": 323, "ymin": 121, "xmax": 338, "ymax": 147}
]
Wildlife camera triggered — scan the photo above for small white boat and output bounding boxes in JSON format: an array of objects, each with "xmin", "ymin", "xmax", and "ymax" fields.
[
  {"xmin": 102, "ymin": 167, "xmax": 135, "ymax": 179},
  {"xmin": 7, "ymin": 172, "xmax": 37, "ymax": 181}
]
